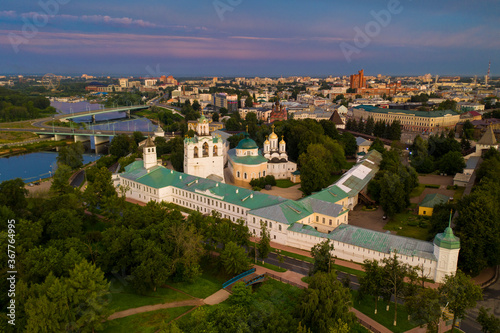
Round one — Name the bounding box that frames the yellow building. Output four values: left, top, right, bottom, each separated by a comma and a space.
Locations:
353, 106, 460, 133
418, 193, 450, 216
227, 132, 268, 186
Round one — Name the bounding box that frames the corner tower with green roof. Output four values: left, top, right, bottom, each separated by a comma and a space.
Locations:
433, 211, 460, 281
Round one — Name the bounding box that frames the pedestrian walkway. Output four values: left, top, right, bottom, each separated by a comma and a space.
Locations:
107, 286, 231, 321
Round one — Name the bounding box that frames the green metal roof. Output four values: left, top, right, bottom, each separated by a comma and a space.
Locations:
306, 185, 348, 204
433, 227, 460, 249
249, 198, 345, 225
236, 132, 259, 149
420, 193, 449, 208
228, 149, 268, 165
120, 165, 287, 210
355, 105, 459, 118
287, 223, 436, 260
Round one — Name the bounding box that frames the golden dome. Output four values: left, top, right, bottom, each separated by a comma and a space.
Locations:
264, 135, 270, 145
269, 132, 278, 140
280, 135, 285, 144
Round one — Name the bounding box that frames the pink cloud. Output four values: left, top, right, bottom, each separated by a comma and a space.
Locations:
0, 10, 17, 18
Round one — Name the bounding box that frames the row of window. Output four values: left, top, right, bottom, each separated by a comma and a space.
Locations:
172, 188, 247, 216
236, 170, 265, 180
122, 179, 157, 195
252, 217, 283, 232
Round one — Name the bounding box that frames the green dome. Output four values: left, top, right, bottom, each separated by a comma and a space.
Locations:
433, 227, 460, 249
236, 137, 258, 149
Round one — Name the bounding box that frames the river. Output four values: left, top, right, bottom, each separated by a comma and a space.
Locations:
0, 151, 99, 183
50, 100, 156, 132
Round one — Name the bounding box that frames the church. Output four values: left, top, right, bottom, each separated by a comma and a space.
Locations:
227, 125, 297, 186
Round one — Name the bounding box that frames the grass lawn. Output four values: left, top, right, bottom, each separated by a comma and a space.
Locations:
275, 179, 297, 188
384, 211, 431, 241
453, 186, 465, 201
0, 131, 38, 144
352, 291, 418, 333
108, 281, 191, 313
0, 120, 38, 129
100, 306, 194, 333
166, 261, 229, 299
410, 184, 425, 198
253, 260, 287, 272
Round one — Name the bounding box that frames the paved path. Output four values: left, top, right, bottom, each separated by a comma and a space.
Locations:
204, 289, 230, 305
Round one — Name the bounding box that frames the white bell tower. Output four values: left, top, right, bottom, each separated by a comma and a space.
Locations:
143, 136, 158, 170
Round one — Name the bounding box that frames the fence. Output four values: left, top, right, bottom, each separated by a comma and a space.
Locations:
264, 272, 306, 289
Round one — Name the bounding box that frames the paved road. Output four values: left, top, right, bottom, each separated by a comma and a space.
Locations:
71, 170, 86, 188
263, 252, 360, 289
461, 273, 500, 333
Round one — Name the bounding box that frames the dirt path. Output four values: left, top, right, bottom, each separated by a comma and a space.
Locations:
107, 287, 230, 321
260, 184, 303, 200
107, 299, 204, 320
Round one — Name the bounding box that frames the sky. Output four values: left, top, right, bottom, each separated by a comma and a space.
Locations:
0, 0, 498, 77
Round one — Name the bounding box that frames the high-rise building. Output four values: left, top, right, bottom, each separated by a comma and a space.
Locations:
350, 69, 366, 90
213, 93, 238, 112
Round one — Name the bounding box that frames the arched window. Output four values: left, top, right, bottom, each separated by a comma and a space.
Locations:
244, 172, 247, 179
203, 142, 209, 157
194, 146, 199, 158
213, 145, 218, 156
237, 171, 240, 178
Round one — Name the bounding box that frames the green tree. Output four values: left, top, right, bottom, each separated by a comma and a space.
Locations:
83, 167, 116, 211
50, 163, 74, 195
297, 271, 356, 332
389, 120, 402, 141
341, 133, 358, 157
258, 221, 272, 261
369, 137, 386, 154
381, 252, 410, 326
379, 172, 407, 217
229, 281, 252, 305
299, 144, 332, 195
245, 96, 254, 107
437, 100, 457, 111
66, 260, 111, 332
46, 209, 83, 239
0, 178, 27, 212
405, 287, 442, 333
212, 112, 219, 122
439, 270, 483, 332
359, 259, 384, 314
364, 116, 375, 135
310, 239, 335, 275
437, 151, 465, 175
132, 131, 145, 145
57, 142, 84, 169
220, 241, 250, 275
110, 134, 137, 158
477, 307, 500, 333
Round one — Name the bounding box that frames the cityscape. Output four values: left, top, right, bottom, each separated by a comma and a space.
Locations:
1, 1, 499, 333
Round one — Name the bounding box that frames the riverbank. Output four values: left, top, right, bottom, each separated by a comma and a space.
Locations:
0, 139, 73, 157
